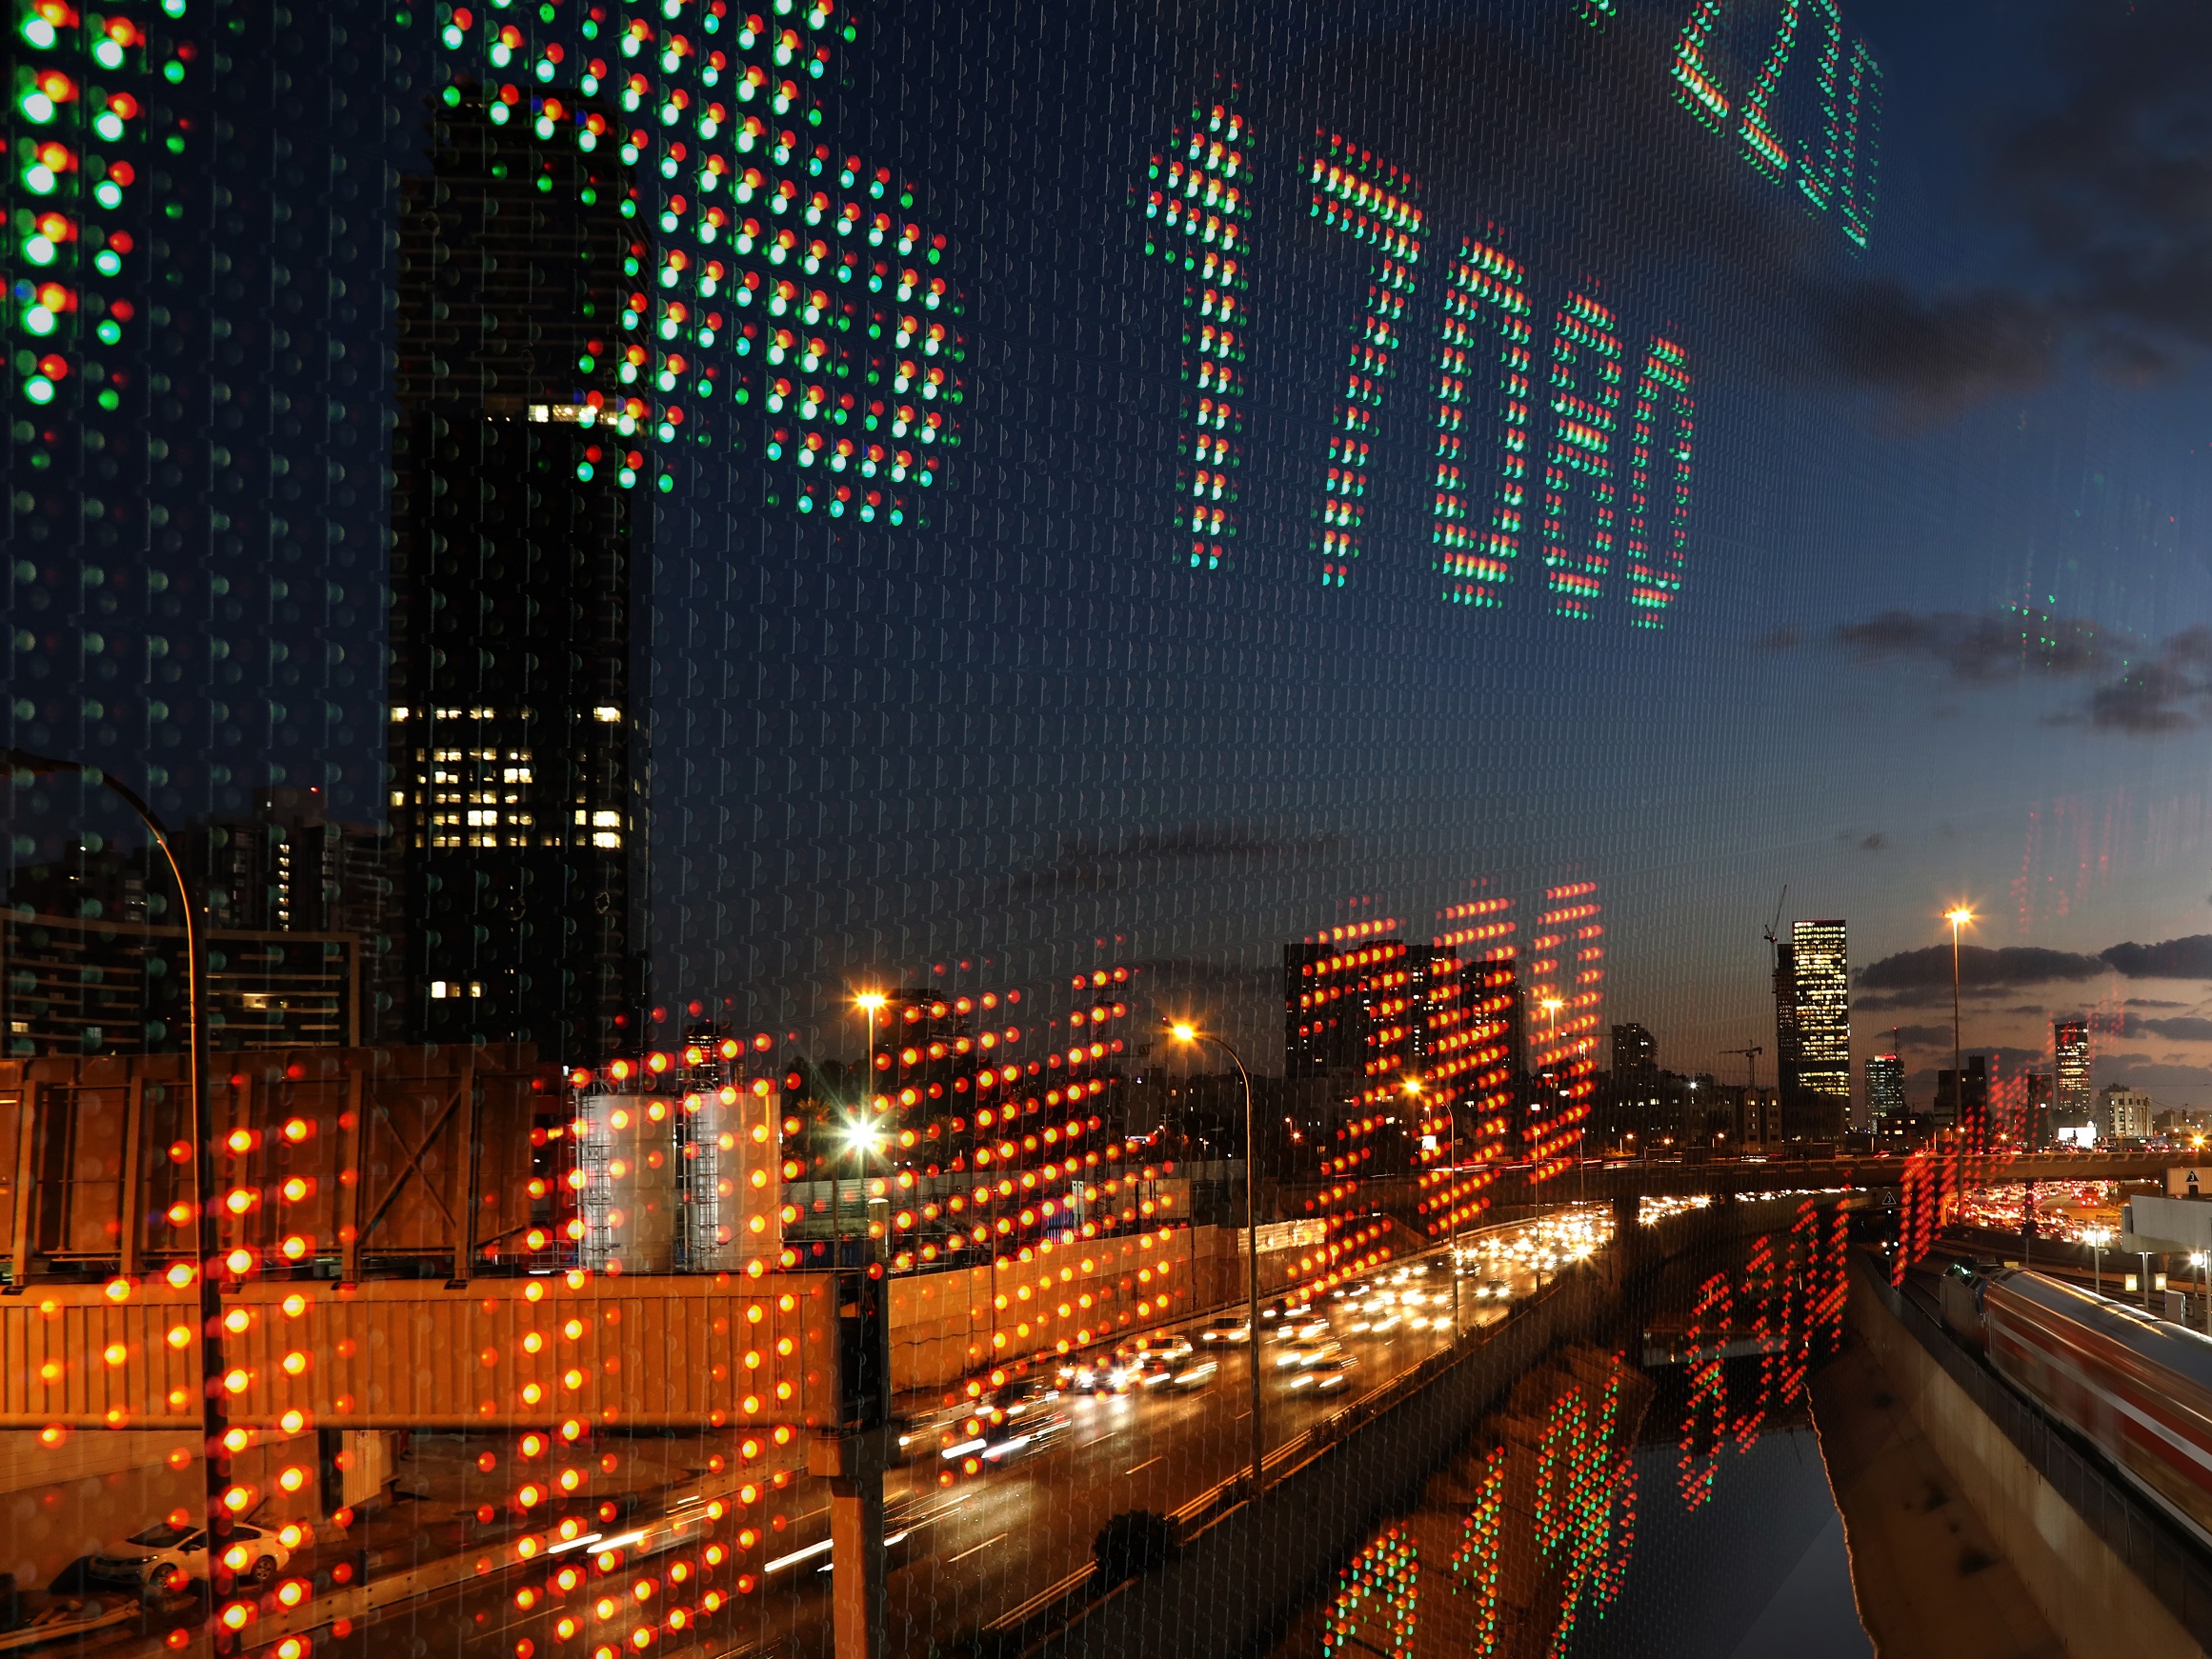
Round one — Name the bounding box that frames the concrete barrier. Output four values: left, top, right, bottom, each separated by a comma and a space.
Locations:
1016, 1195, 1794, 1659
1846, 1257, 2212, 1658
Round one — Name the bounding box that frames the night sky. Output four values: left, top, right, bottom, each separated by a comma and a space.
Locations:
12, 0, 2212, 1102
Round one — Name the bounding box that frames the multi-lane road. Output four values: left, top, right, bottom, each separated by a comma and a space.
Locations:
72, 1213, 1607, 1659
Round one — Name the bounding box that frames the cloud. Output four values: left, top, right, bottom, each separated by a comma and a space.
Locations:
2126, 997, 2190, 1009
1790, 2, 2212, 412
1815, 283, 2057, 412
2101, 934, 2212, 978
1831, 610, 2111, 683
2122, 1013, 2212, 1041
1858, 943, 2107, 992
1858, 833, 1888, 852
2085, 628, 2212, 733
1757, 624, 1803, 652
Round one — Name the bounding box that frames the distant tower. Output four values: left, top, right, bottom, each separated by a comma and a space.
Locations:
1610, 1022, 1657, 1078
2053, 1019, 2091, 1131
1777, 919, 1850, 1140
1865, 1051, 1905, 1136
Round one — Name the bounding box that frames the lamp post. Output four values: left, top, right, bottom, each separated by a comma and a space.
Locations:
2086, 1226, 2108, 1297
1945, 908, 1974, 1143
1167, 1020, 1263, 1502
4, 749, 234, 1638
1404, 1076, 1460, 1334
847, 991, 886, 1269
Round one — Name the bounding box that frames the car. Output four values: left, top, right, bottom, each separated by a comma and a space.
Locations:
1289, 1353, 1357, 1392
1273, 1333, 1344, 1372
978, 1407, 1071, 1463
1058, 1354, 1137, 1393
1118, 1332, 1196, 1368
1165, 1354, 1219, 1390
1196, 1319, 1252, 1345
90, 1521, 289, 1591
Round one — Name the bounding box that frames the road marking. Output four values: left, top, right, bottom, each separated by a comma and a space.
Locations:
1124, 1457, 1160, 1475
945, 1532, 1008, 1565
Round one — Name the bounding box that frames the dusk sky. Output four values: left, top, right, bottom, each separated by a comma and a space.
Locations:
12, 0, 2212, 1103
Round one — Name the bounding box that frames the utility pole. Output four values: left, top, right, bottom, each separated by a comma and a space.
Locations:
1721, 1046, 1762, 1148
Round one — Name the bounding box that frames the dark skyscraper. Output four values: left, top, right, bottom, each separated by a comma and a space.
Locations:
1610, 1022, 1657, 1078
385, 90, 646, 1063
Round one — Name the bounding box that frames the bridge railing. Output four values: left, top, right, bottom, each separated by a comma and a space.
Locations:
1863, 1253, 2212, 1644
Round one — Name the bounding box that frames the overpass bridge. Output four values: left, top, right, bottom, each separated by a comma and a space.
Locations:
1288, 1149, 2180, 1226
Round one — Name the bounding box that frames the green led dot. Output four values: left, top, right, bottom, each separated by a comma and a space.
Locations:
656, 471, 673, 491
96, 320, 122, 345
96, 389, 119, 410
575, 462, 594, 481
163, 58, 185, 82
442, 84, 462, 107
166, 133, 186, 152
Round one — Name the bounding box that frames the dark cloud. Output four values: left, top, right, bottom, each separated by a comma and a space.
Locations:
2101, 934, 2212, 978
2122, 1013, 2212, 1042
1815, 283, 2056, 412
1757, 624, 1803, 652
1831, 610, 2111, 683
1881, 1024, 1955, 1049
1813, 2, 2212, 409
1858, 833, 1888, 852
2126, 997, 2190, 1009
2086, 628, 2212, 733
1818, 607, 2212, 738
1858, 943, 2106, 992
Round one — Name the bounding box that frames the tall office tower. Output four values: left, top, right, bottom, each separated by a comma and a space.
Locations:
1610, 1023, 1657, 1078
1935, 1055, 1989, 1145
385, 90, 646, 1064
1284, 938, 1418, 1093
188, 786, 402, 1038
1776, 919, 1850, 1140
1865, 1051, 1906, 1136
2053, 1019, 2092, 1131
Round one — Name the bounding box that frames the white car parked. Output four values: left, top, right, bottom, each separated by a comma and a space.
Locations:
89, 1521, 289, 1591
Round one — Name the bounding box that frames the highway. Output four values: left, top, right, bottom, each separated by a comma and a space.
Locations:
78, 1213, 1606, 1659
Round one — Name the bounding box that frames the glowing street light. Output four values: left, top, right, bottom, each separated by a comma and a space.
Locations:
1166, 1019, 1263, 1502
1405, 1075, 1465, 1332
1945, 908, 1974, 1141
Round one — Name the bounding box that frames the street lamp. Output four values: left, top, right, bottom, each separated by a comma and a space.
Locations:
1404, 1076, 1461, 1333
2085, 1226, 2109, 1297
4, 748, 234, 1634
1945, 908, 1973, 1141
845, 991, 888, 1269
1166, 1020, 1263, 1503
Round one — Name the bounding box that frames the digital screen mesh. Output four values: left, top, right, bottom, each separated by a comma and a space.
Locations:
10, 0, 2212, 1654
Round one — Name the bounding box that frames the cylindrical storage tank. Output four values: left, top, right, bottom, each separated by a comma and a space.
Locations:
687, 1079, 785, 1271
573, 1091, 684, 1273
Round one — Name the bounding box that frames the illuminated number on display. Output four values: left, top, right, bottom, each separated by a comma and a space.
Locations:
1538, 295, 1622, 618
1622, 336, 1694, 626
1143, 95, 1252, 571
1679, 1270, 1731, 1509
1304, 134, 1424, 589
1832, 38, 1883, 249
1433, 242, 1533, 608
429, 0, 963, 521
1672, 0, 1881, 246
1319, 1525, 1419, 1658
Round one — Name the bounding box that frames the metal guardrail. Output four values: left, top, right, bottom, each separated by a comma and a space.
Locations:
1866, 1256, 2212, 1644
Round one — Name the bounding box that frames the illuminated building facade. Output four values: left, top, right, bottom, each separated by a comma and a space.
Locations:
1776, 918, 1849, 1141
1865, 1051, 1906, 1136
2054, 1018, 2091, 1131
385, 92, 645, 1062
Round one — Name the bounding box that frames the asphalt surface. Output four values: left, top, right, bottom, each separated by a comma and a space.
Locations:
68, 1229, 1586, 1659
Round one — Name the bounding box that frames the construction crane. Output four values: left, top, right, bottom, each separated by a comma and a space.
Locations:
1721, 1045, 1763, 1147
